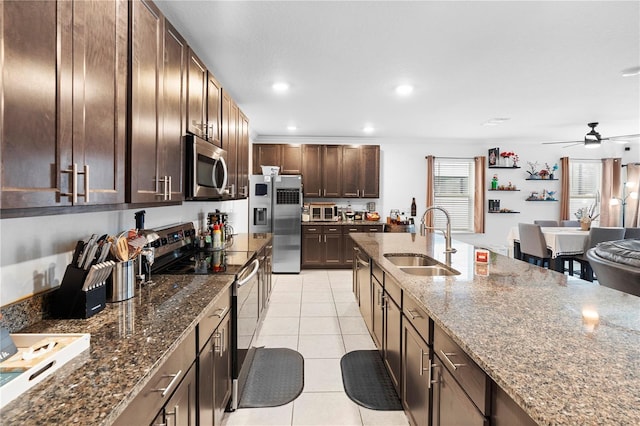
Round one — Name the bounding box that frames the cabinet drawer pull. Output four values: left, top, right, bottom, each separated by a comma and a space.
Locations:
406, 308, 423, 320
349, 228, 358, 231
210, 306, 228, 318
308, 228, 317, 231
440, 350, 466, 371
152, 370, 182, 397
328, 228, 337, 231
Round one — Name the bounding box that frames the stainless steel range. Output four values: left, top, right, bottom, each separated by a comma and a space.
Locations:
149, 222, 266, 413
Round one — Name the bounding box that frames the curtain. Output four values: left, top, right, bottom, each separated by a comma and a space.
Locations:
625, 163, 640, 227
600, 158, 622, 226
474, 156, 486, 233
559, 157, 570, 220
425, 156, 435, 228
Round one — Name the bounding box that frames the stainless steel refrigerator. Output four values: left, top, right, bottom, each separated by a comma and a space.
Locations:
249, 175, 302, 273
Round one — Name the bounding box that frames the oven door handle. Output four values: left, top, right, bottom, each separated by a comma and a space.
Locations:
237, 259, 260, 287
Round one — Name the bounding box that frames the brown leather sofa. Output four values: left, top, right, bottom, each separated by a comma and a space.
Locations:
586, 239, 640, 297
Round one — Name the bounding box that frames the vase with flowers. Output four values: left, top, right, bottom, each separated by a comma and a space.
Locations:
545, 162, 558, 179
574, 201, 600, 231
500, 151, 517, 167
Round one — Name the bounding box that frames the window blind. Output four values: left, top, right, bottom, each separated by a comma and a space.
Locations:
569, 160, 602, 222
433, 159, 475, 232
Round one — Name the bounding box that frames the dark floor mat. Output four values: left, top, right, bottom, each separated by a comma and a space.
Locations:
238, 347, 304, 408
340, 350, 403, 411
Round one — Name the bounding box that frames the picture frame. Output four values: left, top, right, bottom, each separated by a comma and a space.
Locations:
488, 148, 499, 167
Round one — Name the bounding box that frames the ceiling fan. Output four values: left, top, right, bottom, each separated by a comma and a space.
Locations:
542, 122, 640, 148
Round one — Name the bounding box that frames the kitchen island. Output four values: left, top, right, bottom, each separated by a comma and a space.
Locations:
0, 234, 271, 425
351, 232, 640, 425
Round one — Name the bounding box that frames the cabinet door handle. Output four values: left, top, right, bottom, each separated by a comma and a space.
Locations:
318, 235, 321, 243
406, 308, 423, 320
168, 175, 172, 200
439, 350, 466, 371
323, 189, 326, 197
430, 363, 440, 388
324, 235, 327, 243
60, 163, 78, 203
81, 165, 89, 202
165, 403, 179, 426
152, 370, 182, 397
220, 328, 225, 356
357, 189, 360, 197
318, 189, 321, 196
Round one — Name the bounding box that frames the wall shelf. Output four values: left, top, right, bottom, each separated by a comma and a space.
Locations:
488, 189, 520, 191
489, 166, 521, 169
488, 211, 520, 214
525, 178, 558, 181
526, 199, 558, 202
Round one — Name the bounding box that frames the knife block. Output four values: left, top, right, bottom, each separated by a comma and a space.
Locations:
50, 264, 107, 319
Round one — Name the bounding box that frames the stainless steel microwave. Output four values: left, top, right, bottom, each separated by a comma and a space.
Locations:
185, 134, 229, 200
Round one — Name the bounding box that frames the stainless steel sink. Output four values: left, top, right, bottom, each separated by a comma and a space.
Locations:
383, 253, 440, 267
384, 253, 460, 276
399, 266, 460, 276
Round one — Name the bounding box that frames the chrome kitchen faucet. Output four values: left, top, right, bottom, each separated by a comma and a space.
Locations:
420, 206, 457, 255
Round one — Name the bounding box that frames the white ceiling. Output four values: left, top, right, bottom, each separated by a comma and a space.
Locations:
156, 1, 640, 146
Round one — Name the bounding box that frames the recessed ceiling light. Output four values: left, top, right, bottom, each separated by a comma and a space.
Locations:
395, 84, 414, 96
287, 125, 297, 131
272, 82, 290, 92
621, 66, 640, 77
363, 125, 375, 134
482, 117, 510, 126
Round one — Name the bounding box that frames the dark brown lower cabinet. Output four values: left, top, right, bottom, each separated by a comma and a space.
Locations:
153, 364, 197, 426
491, 385, 537, 426
432, 355, 488, 426
402, 320, 431, 426
301, 225, 342, 267
383, 290, 402, 393
199, 313, 231, 426
303, 224, 384, 269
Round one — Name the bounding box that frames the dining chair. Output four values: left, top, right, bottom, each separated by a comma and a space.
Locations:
518, 223, 552, 267
624, 227, 640, 239
534, 220, 558, 227
561, 220, 580, 227
573, 227, 626, 281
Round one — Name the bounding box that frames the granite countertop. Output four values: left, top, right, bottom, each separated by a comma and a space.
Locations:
302, 220, 385, 226
0, 234, 271, 425
350, 232, 640, 425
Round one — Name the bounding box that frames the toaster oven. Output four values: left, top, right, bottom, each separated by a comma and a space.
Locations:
309, 203, 337, 221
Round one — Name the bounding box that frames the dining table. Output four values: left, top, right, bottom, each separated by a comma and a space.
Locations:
507, 226, 590, 272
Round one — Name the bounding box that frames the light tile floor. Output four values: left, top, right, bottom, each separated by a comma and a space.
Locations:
222, 269, 409, 426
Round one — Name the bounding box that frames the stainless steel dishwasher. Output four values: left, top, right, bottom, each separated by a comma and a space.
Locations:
353, 246, 373, 334
231, 255, 262, 410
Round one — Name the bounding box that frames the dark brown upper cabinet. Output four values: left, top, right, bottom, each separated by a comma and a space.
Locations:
1, 0, 127, 209
237, 111, 250, 198
222, 89, 239, 197
342, 145, 380, 198
207, 72, 222, 146
129, 0, 185, 203
186, 49, 207, 140
251, 144, 302, 175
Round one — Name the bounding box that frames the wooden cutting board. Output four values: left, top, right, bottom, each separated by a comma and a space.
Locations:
0, 336, 76, 372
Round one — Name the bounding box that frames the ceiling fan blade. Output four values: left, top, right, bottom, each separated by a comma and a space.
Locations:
541, 140, 584, 145
562, 142, 586, 148
605, 134, 640, 141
